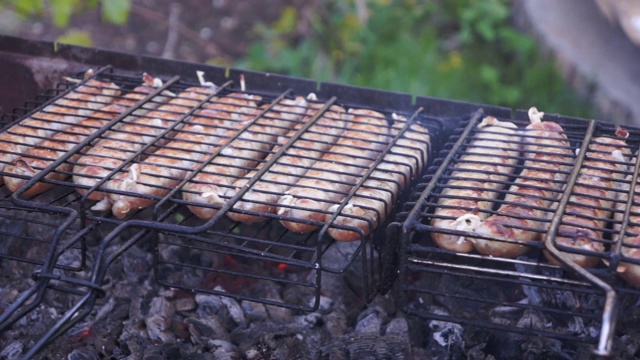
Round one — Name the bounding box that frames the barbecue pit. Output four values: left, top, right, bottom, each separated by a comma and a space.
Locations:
1, 35, 639, 359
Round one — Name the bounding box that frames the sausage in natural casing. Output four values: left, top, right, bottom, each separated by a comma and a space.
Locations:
0, 70, 120, 185
103, 93, 260, 219
544, 135, 630, 267
3, 74, 167, 197
613, 173, 640, 286
326, 115, 430, 241
430, 116, 521, 253
225, 98, 348, 223
471, 108, 574, 257
72, 86, 218, 204
276, 108, 390, 233
183, 96, 308, 220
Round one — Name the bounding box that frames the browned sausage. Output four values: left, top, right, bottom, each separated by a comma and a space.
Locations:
430, 116, 521, 253
276, 108, 390, 233
612, 173, 640, 286
183, 96, 308, 220
104, 93, 260, 219
3, 74, 169, 197
326, 115, 430, 241
72, 86, 218, 204
0, 70, 120, 185
544, 136, 630, 267
471, 108, 574, 257
225, 98, 348, 223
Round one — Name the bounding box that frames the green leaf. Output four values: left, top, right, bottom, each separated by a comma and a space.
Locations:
101, 0, 131, 25
55, 29, 93, 47
9, 0, 44, 17
50, 0, 78, 27
274, 6, 297, 33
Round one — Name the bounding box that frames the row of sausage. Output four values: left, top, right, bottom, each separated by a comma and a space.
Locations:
0, 71, 431, 242
429, 108, 640, 287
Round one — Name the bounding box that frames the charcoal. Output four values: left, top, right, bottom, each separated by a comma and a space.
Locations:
195, 293, 224, 317
219, 292, 246, 327
293, 312, 323, 328
149, 296, 175, 319
143, 343, 183, 360
209, 339, 239, 359
427, 319, 466, 359
264, 302, 292, 324
324, 308, 348, 339
241, 300, 269, 321
175, 296, 197, 312
385, 317, 409, 337
355, 306, 386, 334
67, 347, 100, 360
145, 314, 175, 343
0, 341, 23, 360
241, 326, 313, 360
184, 315, 231, 344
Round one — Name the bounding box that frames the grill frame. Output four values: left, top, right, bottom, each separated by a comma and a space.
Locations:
0, 34, 527, 358
0, 67, 444, 301
0, 38, 468, 357
395, 109, 640, 356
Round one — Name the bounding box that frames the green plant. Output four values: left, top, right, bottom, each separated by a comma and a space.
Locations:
237, 0, 593, 118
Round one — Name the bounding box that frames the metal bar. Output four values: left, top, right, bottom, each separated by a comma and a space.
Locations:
206, 96, 339, 220
407, 256, 599, 288
0, 279, 48, 332
400, 110, 484, 234
78, 79, 232, 208
543, 120, 618, 357
317, 108, 425, 244
0, 66, 114, 133
19, 291, 99, 360
609, 149, 640, 271
152, 89, 296, 221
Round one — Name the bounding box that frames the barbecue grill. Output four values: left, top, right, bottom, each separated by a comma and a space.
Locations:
1, 34, 638, 358
394, 109, 640, 357
0, 35, 482, 358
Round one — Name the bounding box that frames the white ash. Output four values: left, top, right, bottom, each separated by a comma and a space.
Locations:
0, 341, 23, 360
355, 306, 386, 334
174, 296, 196, 312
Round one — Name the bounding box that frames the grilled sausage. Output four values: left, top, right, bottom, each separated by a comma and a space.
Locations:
183, 96, 309, 220
104, 93, 259, 219
612, 173, 640, 286
544, 135, 630, 267
326, 115, 430, 242
4, 74, 169, 197
225, 98, 348, 223
72, 86, 218, 204
430, 116, 521, 253
277, 108, 391, 233
471, 108, 574, 257
616, 235, 640, 287
0, 70, 120, 185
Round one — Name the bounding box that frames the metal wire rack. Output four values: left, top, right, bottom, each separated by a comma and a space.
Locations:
0, 65, 445, 357
395, 109, 640, 356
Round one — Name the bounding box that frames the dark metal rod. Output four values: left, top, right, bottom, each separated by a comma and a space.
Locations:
152, 88, 296, 219
543, 120, 618, 357
317, 108, 425, 244
78, 79, 234, 208
609, 149, 640, 270
0, 66, 114, 133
